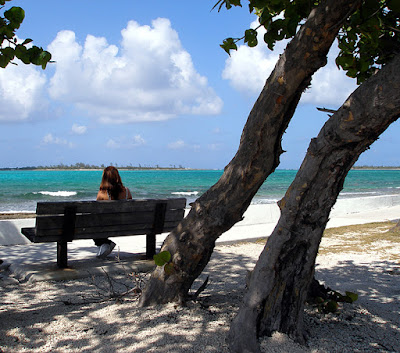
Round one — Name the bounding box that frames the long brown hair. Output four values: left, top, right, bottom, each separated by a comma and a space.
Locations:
99, 166, 124, 200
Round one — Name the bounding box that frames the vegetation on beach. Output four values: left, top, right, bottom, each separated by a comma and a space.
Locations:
320, 221, 400, 260
0, 162, 187, 171
352, 166, 400, 170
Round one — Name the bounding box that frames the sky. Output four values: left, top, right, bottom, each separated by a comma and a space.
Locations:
1, 0, 399, 170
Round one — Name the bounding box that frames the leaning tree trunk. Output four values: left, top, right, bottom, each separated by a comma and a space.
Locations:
228, 53, 400, 353
139, 0, 362, 306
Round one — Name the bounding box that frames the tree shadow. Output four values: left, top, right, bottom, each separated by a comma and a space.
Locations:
0, 243, 262, 353
305, 259, 400, 352
3, 242, 398, 352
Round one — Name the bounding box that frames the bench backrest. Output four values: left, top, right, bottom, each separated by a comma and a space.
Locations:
33, 198, 186, 243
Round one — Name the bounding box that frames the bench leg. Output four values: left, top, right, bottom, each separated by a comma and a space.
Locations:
57, 241, 68, 268
146, 233, 156, 259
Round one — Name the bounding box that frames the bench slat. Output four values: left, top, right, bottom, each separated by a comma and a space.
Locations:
23, 223, 180, 243
35, 198, 186, 215
33, 220, 182, 237
35, 209, 184, 235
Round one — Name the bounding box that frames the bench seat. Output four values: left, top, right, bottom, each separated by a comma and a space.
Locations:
21, 198, 186, 268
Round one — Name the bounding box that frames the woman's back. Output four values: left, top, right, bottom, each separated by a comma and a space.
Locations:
96, 186, 132, 201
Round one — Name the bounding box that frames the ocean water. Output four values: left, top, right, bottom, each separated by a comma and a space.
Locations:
1, 169, 400, 213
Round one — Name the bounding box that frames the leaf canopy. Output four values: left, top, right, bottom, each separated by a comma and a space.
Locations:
0, 1, 52, 69
217, 0, 400, 83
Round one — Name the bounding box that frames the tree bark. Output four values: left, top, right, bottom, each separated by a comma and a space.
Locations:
228, 53, 400, 353
139, 0, 362, 307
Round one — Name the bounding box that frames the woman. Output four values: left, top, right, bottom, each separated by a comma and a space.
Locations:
95, 166, 133, 258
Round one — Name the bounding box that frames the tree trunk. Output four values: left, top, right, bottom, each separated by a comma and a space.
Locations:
139, 0, 362, 307
228, 53, 400, 353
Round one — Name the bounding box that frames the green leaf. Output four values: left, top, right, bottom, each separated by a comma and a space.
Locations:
1, 46, 15, 60
244, 29, 258, 47
325, 300, 339, 313
335, 54, 355, 70
229, 0, 242, 6
153, 250, 171, 267
22, 38, 33, 45
258, 8, 272, 27
0, 54, 11, 68
346, 68, 358, 78
164, 262, 176, 275
344, 291, 358, 303
4, 7, 25, 29
0, 24, 15, 39
263, 31, 276, 50
220, 37, 237, 55
286, 17, 299, 37
213, 0, 242, 11
15, 45, 30, 64
38, 51, 52, 69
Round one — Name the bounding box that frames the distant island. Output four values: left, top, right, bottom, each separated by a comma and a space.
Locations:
1, 163, 399, 171
352, 165, 400, 170
0, 162, 189, 171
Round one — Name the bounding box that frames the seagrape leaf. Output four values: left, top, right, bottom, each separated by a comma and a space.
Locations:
4, 7, 25, 29
0, 54, 11, 68
153, 250, 171, 267
164, 262, 176, 275
325, 300, 339, 313
15, 45, 30, 64
244, 29, 258, 47
220, 37, 238, 55
39, 51, 52, 69
2, 46, 14, 60
344, 291, 358, 303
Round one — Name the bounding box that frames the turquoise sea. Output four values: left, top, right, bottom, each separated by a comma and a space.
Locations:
1, 169, 400, 213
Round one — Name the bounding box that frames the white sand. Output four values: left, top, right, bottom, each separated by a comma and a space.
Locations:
0, 196, 400, 352
0, 219, 399, 352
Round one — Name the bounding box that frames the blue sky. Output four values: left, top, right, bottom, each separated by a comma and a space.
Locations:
1, 0, 399, 169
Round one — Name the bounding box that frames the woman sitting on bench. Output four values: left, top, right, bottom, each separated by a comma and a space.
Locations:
95, 166, 133, 258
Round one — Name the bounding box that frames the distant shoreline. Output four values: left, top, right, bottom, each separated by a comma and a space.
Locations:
1, 166, 400, 171
0, 168, 204, 172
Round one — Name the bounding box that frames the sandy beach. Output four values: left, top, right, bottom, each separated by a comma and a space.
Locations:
0, 201, 399, 352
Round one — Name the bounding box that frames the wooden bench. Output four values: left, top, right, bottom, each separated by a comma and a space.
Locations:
21, 198, 186, 268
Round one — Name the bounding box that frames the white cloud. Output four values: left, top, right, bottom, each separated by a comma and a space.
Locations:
222, 20, 357, 106
48, 19, 223, 123
0, 63, 48, 122
301, 47, 357, 105
71, 123, 87, 135
106, 134, 146, 149
106, 139, 120, 149
168, 140, 185, 149
208, 143, 222, 151
41, 133, 74, 148
132, 134, 146, 146
106, 139, 119, 149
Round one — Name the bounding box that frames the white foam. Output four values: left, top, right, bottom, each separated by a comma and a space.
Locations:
1, 210, 35, 214
340, 191, 378, 196
171, 191, 199, 196
34, 191, 77, 197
